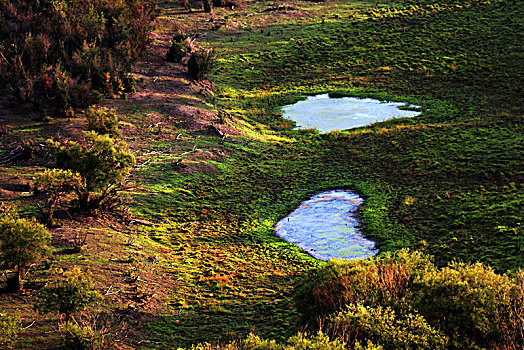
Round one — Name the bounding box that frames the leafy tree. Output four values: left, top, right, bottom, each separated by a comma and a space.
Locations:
48, 131, 135, 210
0, 313, 20, 348
36, 267, 100, 322
0, 208, 51, 290
35, 168, 83, 225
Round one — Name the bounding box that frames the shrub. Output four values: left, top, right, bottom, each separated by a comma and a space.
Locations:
60, 321, 102, 350
0, 0, 159, 113
327, 304, 447, 350
36, 267, 100, 321
167, 30, 193, 63
0, 210, 51, 291
35, 169, 83, 225
293, 249, 434, 325
85, 107, 121, 137
293, 251, 524, 349
0, 313, 20, 348
48, 131, 136, 211
203, 0, 213, 13
187, 49, 216, 80
415, 262, 523, 349
167, 38, 193, 63
59, 313, 122, 350
240, 331, 347, 350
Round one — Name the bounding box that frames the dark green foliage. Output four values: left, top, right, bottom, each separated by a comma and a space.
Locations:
85, 107, 121, 137
0, 207, 51, 291
60, 322, 102, 350
36, 267, 100, 321
0, 0, 159, 114
203, 0, 213, 13
293, 251, 524, 349
0, 314, 20, 347
188, 49, 216, 80
212, 0, 224, 8
35, 169, 83, 225
48, 131, 136, 210
167, 31, 192, 63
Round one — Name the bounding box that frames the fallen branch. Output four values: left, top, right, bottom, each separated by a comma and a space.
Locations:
209, 125, 226, 141
24, 320, 36, 329
0, 146, 26, 164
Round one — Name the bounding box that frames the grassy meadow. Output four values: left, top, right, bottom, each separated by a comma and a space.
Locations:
0, 0, 522, 348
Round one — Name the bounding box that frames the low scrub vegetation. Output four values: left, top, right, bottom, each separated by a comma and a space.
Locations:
0, 0, 159, 114
294, 250, 524, 349
0, 204, 51, 291
85, 107, 122, 137
48, 131, 135, 211
188, 48, 216, 80
36, 267, 100, 321
0, 313, 20, 348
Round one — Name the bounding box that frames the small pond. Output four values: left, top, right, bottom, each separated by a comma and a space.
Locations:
281, 94, 421, 133
274, 190, 378, 261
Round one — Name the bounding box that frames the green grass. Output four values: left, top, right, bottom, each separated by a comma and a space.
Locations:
126, 0, 523, 345
0, 0, 522, 347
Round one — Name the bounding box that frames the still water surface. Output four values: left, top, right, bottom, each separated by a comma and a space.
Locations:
274, 190, 378, 261
281, 94, 421, 133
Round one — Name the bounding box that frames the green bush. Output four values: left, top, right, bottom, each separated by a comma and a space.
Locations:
0, 313, 20, 348
293, 251, 524, 349
243, 332, 346, 350
327, 304, 447, 350
48, 131, 136, 210
167, 31, 193, 63
0, 209, 51, 291
415, 262, 524, 349
189, 332, 349, 350
293, 249, 434, 325
35, 169, 83, 225
187, 49, 216, 80
85, 107, 121, 137
36, 267, 100, 321
60, 321, 101, 350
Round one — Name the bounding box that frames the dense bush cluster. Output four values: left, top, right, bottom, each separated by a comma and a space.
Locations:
166, 30, 215, 80
294, 250, 524, 349
166, 31, 193, 63
47, 131, 136, 211
0, 313, 20, 348
0, 204, 51, 290
36, 267, 100, 321
0, 0, 159, 114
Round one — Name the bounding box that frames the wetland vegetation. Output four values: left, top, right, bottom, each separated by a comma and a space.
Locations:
0, 0, 522, 348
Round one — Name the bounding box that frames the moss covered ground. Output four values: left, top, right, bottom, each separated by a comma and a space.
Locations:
0, 0, 522, 348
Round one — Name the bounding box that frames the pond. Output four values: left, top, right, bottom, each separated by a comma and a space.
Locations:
281, 94, 421, 133
274, 190, 378, 261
